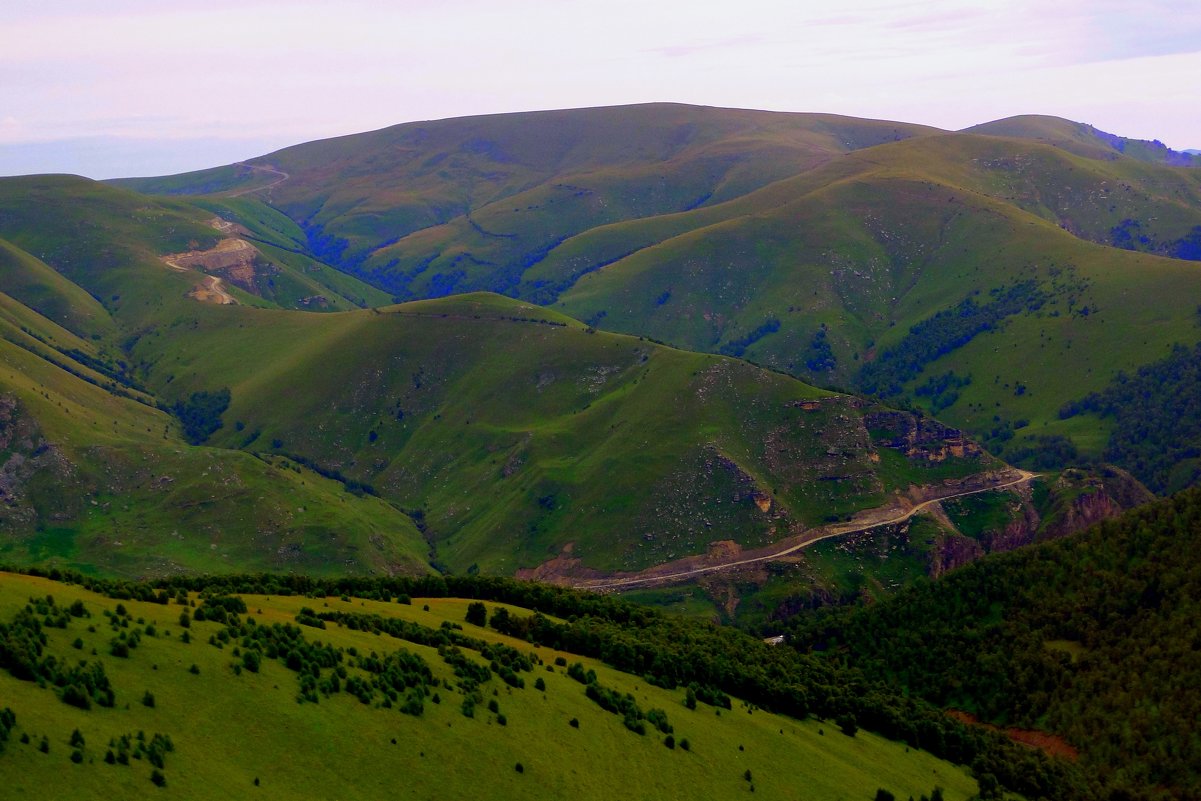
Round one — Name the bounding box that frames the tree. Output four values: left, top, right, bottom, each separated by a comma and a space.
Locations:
465, 602, 487, 627
489, 607, 511, 631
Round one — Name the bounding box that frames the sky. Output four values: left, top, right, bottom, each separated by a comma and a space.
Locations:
2, 0, 1199, 178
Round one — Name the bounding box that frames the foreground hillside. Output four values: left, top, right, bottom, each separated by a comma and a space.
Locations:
1, 569, 1084, 800
788, 486, 1201, 800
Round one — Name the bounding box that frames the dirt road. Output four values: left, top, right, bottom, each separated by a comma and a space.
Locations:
189, 275, 237, 305
573, 469, 1038, 591
229, 164, 290, 198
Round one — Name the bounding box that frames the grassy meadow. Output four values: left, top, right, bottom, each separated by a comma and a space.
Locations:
0, 571, 979, 801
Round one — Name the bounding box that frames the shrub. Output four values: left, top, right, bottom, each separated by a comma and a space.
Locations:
61, 684, 91, 710
465, 602, 487, 627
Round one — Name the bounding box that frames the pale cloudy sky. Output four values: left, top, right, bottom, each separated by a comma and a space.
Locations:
2, 0, 1199, 178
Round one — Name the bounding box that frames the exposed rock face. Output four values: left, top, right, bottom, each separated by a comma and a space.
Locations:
1040, 466, 1151, 540
930, 533, 985, 577
864, 410, 982, 462
931, 466, 1152, 575
0, 395, 76, 531
161, 238, 278, 297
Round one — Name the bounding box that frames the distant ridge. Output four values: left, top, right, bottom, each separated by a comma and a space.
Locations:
965, 114, 1201, 167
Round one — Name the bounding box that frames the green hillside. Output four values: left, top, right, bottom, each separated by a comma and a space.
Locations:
104, 105, 1201, 490
1, 568, 1078, 800
549, 134, 1201, 477
786, 485, 1201, 800
112, 104, 941, 298
965, 115, 1201, 168
125, 291, 995, 576
0, 175, 999, 581
0, 329, 429, 577
0, 176, 390, 319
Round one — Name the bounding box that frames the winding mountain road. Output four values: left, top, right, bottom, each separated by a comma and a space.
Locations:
229, 164, 290, 198
574, 469, 1038, 591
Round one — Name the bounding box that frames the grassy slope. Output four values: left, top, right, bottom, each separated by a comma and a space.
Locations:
0, 176, 228, 341
0, 327, 430, 577
112, 104, 942, 296
127, 292, 992, 574
965, 114, 1201, 167
101, 107, 1201, 471
0, 239, 118, 341
0, 571, 979, 801
191, 196, 395, 310
0, 175, 991, 580
553, 135, 1201, 461
0, 176, 388, 318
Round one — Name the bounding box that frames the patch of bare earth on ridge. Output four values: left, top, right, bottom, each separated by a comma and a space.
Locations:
160, 218, 258, 305
946, 710, 1079, 761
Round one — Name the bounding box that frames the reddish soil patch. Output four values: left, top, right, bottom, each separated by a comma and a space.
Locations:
947, 710, 1079, 761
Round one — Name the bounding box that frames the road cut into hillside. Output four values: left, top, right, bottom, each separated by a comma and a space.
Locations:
550, 468, 1037, 591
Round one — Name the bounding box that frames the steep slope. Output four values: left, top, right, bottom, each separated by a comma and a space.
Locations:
0, 323, 429, 577
787, 485, 1201, 800
0, 239, 118, 341
0, 570, 996, 801
549, 133, 1201, 473
0, 176, 391, 318
0, 175, 997, 580
125, 292, 996, 576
